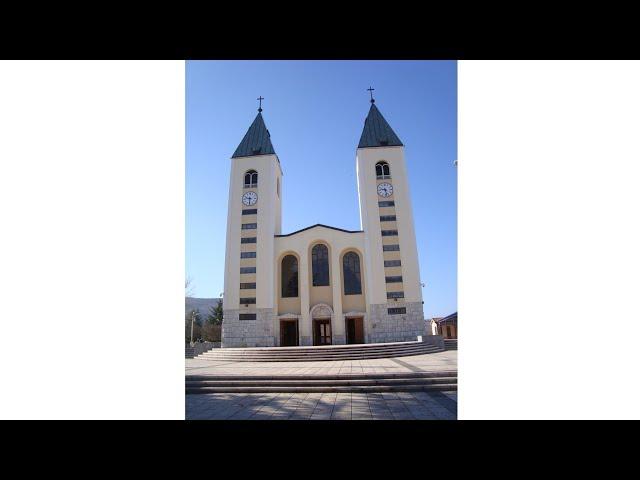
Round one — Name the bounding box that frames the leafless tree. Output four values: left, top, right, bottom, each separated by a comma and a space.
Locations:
185, 276, 195, 297
202, 324, 222, 342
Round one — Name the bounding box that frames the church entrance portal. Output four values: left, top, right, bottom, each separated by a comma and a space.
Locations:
346, 317, 364, 344
280, 319, 299, 347
313, 318, 332, 346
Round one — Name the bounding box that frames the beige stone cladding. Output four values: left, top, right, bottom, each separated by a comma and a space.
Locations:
222, 308, 276, 347
367, 302, 426, 343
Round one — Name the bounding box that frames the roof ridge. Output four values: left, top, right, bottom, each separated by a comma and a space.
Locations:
275, 223, 363, 237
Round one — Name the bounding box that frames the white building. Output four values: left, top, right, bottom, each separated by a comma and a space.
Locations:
221, 97, 427, 347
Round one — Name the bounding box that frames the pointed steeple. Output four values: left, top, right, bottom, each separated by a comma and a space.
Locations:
232, 112, 276, 158
358, 103, 403, 148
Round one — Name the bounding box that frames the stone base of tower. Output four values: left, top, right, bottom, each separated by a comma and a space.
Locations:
221, 309, 275, 348
367, 302, 427, 344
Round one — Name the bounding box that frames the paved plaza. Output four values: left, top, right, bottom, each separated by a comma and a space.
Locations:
185, 350, 457, 420
186, 390, 456, 420
185, 349, 457, 376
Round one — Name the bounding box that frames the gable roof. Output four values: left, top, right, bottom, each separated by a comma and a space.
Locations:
232, 112, 276, 158
358, 103, 403, 148
435, 312, 457, 325
275, 224, 363, 238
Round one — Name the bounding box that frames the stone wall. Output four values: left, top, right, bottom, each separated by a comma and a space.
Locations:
420, 334, 444, 349
222, 308, 276, 347
367, 302, 426, 343
221, 303, 427, 347
185, 341, 218, 358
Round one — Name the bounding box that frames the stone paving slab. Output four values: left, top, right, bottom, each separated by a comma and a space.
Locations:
186, 390, 456, 420
185, 351, 456, 420
186, 351, 457, 377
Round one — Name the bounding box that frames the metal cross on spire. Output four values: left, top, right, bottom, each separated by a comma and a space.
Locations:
367, 86, 375, 104
257, 96, 264, 112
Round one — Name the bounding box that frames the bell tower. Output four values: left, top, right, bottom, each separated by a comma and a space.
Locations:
222, 99, 282, 347
356, 91, 426, 342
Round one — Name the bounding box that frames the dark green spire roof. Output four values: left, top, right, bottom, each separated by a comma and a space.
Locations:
358, 103, 403, 148
232, 112, 276, 158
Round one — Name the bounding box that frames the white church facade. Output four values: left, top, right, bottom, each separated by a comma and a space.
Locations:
221, 96, 427, 347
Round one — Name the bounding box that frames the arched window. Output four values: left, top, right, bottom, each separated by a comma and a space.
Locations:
375, 161, 391, 179
244, 170, 258, 188
343, 252, 362, 295
311, 244, 330, 286
281, 255, 299, 298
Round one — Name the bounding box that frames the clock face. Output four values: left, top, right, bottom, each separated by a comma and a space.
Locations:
242, 191, 258, 206
377, 182, 393, 197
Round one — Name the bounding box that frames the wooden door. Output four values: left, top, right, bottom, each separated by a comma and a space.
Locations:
353, 317, 364, 343
346, 317, 364, 344
280, 320, 298, 346
313, 319, 332, 345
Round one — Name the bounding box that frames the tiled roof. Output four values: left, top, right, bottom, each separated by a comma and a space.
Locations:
358, 103, 403, 148
435, 312, 457, 324
232, 112, 276, 158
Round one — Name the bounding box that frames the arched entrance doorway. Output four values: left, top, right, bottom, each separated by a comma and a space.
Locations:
310, 304, 333, 346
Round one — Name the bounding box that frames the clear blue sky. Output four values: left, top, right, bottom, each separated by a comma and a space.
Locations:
186, 60, 457, 318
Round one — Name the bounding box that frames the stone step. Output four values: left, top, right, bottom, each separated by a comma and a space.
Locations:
200, 348, 441, 360
185, 343, 217, 359
196, 340, 446, 362
186, 371, 457, 382
202, 350, 444, 362
208, 343, 437, 353
201, 344, 441, 357
204, 347, 443, 358
186, 384, 457, 394
197, 351, 443, 362
186, 377, 456, 387
186, 370, 457, 393
216, 340, 425, 352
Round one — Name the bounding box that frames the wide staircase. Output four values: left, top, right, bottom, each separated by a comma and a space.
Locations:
444, 339, 457, 351
185, 343, 217, 359
186, 370, 457, 394
193, 340, 444, 362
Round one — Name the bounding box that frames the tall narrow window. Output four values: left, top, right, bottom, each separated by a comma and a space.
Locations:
311, 244, 330, 286
281, 255, 299, 298
244, 170, 258, 188
375, 161, 391, 179
343, 252, 362, 295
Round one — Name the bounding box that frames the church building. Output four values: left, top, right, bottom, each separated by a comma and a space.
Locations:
221, 94, 427, 347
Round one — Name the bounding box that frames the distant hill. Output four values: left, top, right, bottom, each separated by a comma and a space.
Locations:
185, 297, 221, 318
